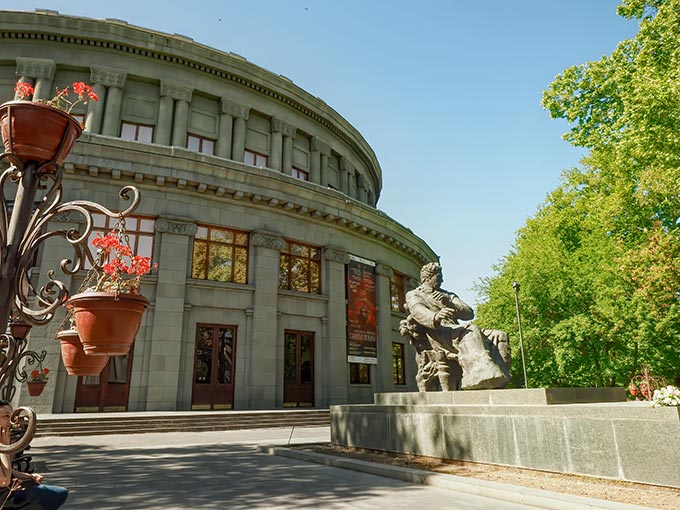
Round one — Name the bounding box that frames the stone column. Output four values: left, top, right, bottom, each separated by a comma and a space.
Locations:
217, 97, 242, 159
272, 118, 296, 175
91, 67, 127, 137
158, 82, 193, 147
282, 136, 294, 175
323, 246, 351, 405
145, 218, 197, 411
155, 84, 176, 145
15, 58, 55, 101
310, 150, 321, 184
356, 173, 368, 204
230, 105, 250, 162
249, 231, 286, 408
85, 81, 107, 134
311, 137, 330, 186
269, 118, 284, 171
375, 263, 394, 392
339, 157, 351, 194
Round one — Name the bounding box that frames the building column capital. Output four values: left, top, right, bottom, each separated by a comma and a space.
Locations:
15, 57, 55, 80
160, 80, 193, 102
90, 66, 127, 88
252, 231, 286, 251
271, 117, 296, 138
221, 97, 250, 119
375, 263, 394, 279
311, 137, 331, 156
324, 246, 350, 265
155, 217, 198, 236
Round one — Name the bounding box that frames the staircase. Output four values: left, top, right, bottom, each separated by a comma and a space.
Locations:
34, 409, 330, 437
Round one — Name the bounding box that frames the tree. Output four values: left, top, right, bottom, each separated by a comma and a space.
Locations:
476, 0, 680, 388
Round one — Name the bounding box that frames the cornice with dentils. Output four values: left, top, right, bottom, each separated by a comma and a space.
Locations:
0, 9, 383, 197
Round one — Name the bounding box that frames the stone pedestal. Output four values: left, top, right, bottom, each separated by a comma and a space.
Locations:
331, 388, 680, 488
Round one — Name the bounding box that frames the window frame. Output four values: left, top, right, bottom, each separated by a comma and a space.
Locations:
390, 272, 406, 313
120, 121, 154, 143
191, 225, 249, 284
85, 214, 156, 270
392, 342, 406, 385
278, 240, 321, 294
349, 363, 371, 384
292, 167, 309, 181
187, 133, 216, 155
244, 149, 269, 168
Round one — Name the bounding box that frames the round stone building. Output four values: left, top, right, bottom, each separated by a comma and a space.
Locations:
0, 10, 436, 413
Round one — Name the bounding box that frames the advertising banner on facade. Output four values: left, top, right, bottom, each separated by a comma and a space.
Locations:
346, 254, 378, 364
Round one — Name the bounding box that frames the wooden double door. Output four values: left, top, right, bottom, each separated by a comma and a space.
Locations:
75, 354, 133, 412
283, 330, 314, 407
191, 324, 237, 410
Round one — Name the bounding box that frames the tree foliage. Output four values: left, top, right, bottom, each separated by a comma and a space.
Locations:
476, 0, 680, 388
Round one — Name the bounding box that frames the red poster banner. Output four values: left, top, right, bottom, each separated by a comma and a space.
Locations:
346, 255, 377, 364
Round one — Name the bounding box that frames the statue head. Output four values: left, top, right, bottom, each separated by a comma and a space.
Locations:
420, 262, 443, 288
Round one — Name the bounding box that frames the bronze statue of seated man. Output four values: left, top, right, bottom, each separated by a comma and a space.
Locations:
400, 262, 511, 391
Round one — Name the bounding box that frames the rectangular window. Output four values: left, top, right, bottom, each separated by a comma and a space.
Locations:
187, 134, 215, 155
120, 122, 154, 143
292, 167, 309, 181
279, 240, 321, 293
244, 149, 268, 168
392, 343, 406, 385
390, 272, 406, 313
349, 363, 370, 384
86, 214, 156, 269
191, 225, 249, 284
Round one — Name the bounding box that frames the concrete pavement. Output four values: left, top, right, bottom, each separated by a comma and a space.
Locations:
28, 427, 649, 510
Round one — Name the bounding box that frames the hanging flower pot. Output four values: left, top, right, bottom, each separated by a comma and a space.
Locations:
26, 381, 46, 397
0, 101, 82, 168
68, 292, 149, 356
57, 329, 109, 376
9, 320, 32, 339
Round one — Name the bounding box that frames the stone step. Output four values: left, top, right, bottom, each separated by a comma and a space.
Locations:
35, 410, 330, 437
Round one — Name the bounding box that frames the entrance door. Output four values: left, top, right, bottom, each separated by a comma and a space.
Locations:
191, 324, 237, 410
74, 354, 133, 412
283, 330, 314, 407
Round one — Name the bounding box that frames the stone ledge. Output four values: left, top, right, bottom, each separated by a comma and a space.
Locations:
374, 388, 626, 406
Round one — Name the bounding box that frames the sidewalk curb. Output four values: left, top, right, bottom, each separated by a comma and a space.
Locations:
258, 446, 654, 510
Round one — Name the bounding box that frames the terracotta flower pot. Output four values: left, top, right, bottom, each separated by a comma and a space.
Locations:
57, 329, 109, 376
9, 321, 32, 339
68, 292, 149, 355
0, 101, 82, 169
26, 381, 46, 397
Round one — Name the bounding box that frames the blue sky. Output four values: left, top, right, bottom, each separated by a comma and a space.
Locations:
2, 1, 640, 305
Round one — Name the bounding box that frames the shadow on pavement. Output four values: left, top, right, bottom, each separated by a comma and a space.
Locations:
36, 443, 432, 509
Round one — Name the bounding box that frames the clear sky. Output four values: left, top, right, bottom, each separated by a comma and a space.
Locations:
1, 0, 640, 305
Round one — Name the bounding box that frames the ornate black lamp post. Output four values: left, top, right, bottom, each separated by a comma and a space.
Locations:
0, 100, 141, 455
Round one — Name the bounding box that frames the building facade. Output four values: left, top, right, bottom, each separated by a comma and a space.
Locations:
0, 10, 437, 413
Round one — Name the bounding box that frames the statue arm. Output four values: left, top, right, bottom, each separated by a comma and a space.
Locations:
405, 292, 438, 329
450, 295, 474, 321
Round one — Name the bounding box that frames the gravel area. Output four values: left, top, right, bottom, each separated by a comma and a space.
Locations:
300, 444, 679, 510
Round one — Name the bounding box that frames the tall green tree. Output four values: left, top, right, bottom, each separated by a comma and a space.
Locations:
476, 0, 680, 388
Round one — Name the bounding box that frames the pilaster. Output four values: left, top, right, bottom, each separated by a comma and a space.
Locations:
375, 262, 394, 392
145, 217, 197, 411
15, 58, 56, 101
249, 231, 285, 408
323, 246, 350, 405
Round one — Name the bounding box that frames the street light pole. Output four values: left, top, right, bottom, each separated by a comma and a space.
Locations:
512, 281, 528, 389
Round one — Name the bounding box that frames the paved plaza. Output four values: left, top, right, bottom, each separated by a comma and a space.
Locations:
30, 427, 547, 510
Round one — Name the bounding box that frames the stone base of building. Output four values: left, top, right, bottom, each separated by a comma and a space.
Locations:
330, 388, 680, 488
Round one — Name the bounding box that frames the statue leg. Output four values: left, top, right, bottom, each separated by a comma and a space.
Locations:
457, 325, 511, 390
